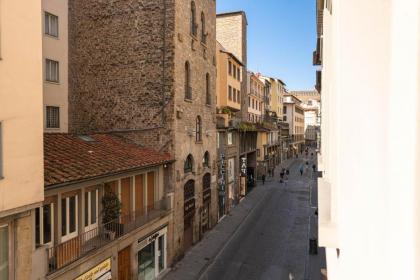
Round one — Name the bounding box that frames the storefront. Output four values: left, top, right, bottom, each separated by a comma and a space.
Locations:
136, 227, 167, 280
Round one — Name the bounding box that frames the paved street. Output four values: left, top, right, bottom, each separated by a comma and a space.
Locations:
164, 155, 325, 280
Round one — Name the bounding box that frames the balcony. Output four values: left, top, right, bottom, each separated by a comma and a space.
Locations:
46, 197, 171, 274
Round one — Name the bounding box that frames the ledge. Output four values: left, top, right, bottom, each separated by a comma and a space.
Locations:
318, 177, 339, 248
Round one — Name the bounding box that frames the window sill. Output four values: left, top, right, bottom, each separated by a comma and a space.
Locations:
184, 98, 193, 103
44, 33, 59, 40
196, 141, 203, 144
200, 41, 207, 48
45, 127, 61, 131
190, 34, 198, 41
45, 80, 60, 85
205, 104, 212, 108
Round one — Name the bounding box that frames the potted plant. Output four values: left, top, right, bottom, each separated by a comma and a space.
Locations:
101, 188, 122, 240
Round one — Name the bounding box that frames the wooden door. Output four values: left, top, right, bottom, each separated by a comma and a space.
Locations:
135, 174, 144, 215
118, 246, 131, 280
147, 172, 155, 211
183, 216, 193, 252
121, 177, 131, 223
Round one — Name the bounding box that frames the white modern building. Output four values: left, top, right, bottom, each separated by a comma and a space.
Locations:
315, 0, 420, 279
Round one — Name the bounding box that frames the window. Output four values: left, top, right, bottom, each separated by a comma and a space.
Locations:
45, 12, 58, 37
184, 154, 194, 173
61, 195, 78, 242
45, 106, 60, 129
185, 62, 191, 100
248, 97, 250, 106
203, 151, 210, 168
46, 106, 60, 128
227, 158, 235, 182
46, 59, 59, 82
237, 68, 240, 81
228, 61, 232, 75
205, 73, 211, 105
233, 65, 236, 79
237, 90, 240, 103
283, 106, 287, 114
233, 88, 236, 102
190, 2, 197, 36
84, 189, 98, 231
35, 204, 54, 247
252, 99, 254, 109
201, 12, 206, 43
196, 116, 202, 142
0, 225, 9, 280
227, 132, 233, 145
228, 86, 232, 101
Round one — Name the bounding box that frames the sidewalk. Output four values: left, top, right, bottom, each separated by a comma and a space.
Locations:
163, 180, 269, 280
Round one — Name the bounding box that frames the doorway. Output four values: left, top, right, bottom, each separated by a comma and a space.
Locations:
118, 246, 131, 280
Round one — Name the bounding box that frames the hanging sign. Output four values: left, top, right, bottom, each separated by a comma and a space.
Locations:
240, 157, 247, 176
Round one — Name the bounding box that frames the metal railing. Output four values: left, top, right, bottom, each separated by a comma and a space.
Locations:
47, 198, 170, 274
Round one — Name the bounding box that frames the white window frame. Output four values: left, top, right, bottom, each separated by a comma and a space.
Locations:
84, 189, 98, 232
36, 204, 54, 247
227, 132, 233, 146
46, 106, 60, 129
45, 59, 59, 83
44, 12, 59, 37
137, 227, 167, 278
61, 195, 78, 242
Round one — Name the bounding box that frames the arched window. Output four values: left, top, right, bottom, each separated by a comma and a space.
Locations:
190, 2, 197, 36
201, 12, 206, 43
205, 73, 211, 105
185, 61, 191, 99
184, 154, 194, 173
203, 151, 210, 168
196, 116, 202, 142
184, 180, 195, 201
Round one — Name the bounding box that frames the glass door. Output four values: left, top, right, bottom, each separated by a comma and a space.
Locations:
138, 242, 155, 280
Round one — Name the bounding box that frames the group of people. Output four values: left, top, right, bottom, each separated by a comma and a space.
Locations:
260, 147, 318, 185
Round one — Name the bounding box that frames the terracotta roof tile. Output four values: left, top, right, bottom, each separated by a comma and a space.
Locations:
44, 133, 172, 187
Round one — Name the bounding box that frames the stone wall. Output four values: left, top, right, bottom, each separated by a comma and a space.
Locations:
171, 0, 217, 260
68, 0, 176, 152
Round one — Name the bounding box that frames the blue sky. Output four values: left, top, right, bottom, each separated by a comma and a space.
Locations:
216, 0, 316, 90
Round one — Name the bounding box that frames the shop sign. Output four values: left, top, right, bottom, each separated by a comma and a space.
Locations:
184, 199, 195, 215
74, 259, 111, 280
240, 157, 247, 176
218, 153, 226, 197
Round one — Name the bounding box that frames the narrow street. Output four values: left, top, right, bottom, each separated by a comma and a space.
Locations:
165, 155, 325, 280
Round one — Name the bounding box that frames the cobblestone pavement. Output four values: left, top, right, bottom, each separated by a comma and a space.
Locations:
163, 154, 325, 280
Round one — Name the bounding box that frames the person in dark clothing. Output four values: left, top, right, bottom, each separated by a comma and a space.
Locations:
299, 165, 304, 176
312, 164, 317, 172
262, 174, 266, 185
286, 169, 290, 176
280, 170, 284, 180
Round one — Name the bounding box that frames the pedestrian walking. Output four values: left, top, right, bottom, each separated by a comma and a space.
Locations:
286, 169, 290, 176
312, 164, 317, 172
299, 165, 304, 176
262, 174, 266, 185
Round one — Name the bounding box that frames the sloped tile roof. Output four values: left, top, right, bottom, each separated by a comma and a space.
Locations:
44, 133, 172, 187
